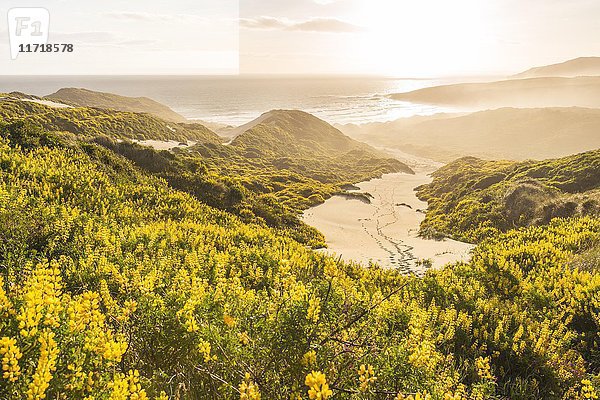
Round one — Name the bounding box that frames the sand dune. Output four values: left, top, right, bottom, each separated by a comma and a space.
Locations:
339, 107, 600, 162
390, 76, 600, 109
512, 56, 600, 78
302, 170, 473, 275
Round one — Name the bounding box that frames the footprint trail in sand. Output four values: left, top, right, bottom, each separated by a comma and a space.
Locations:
302, 171, 473, 276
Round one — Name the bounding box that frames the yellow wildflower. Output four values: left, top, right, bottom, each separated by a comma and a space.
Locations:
0, 336, 22, 382
108, 370, 148, 400
156, 392, 169, 400
18, 262, 63, 337
581, 379, 598, 400
238, 331, 251, 346
239, 373, 261, 400
475, 356, 494, 381
358, 364, 377, 392
305, 371, 332, 400
302, 350, 317, 367
307, 298, 321, 323
26, 330, 59, 400
198, 340, 217, 363
224, 314, 236, 328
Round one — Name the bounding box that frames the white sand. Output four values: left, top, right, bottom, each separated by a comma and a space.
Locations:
133, 140, 196, 150
23, 99, 72, 108
302, 170, 473, 276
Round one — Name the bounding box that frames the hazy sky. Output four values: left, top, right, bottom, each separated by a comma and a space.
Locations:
1, 0, 599, 76
239, 0, 600, 76
0, 0, 240, 75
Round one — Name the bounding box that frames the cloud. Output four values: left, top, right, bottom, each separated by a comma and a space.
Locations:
290, 18, 363, 32
45, 32, 159, 48
103, 12, 205, 22
240, 16, 288, 30
49, 31, 117, 44
240, 17, 363, 33
104, 12, 175, 21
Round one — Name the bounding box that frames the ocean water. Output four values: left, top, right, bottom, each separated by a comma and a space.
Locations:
0, 75, 459, 126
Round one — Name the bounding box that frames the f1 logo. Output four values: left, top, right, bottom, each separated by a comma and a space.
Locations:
7, 8, 50, 60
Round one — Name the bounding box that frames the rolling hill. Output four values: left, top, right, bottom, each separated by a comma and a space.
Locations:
390, 76, 600, 109
339, 107, 600, 162
0, 93, 411, 246
0, 94, 221, 143
1, 107, 599, 400
231, 109, 408, 162
512, 56, 600, 78
46, 87, 188, 122
416, 149, 600, 242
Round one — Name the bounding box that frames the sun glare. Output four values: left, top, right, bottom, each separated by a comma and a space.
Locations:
351, 0, 493, 76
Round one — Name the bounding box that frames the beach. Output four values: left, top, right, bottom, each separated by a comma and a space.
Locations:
302, 158, 473, 275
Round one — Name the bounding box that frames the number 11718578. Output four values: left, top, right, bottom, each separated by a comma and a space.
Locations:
18, 43, 74, 53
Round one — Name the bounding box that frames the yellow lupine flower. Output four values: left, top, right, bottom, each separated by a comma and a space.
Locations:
444, 392, 465, 400
156, 391, 169, 400
198, 340, 217, 363
581, 379, 598, 400
224, 314, 236, 328
239, 373, 261, 400
0, 336, 22, 382
108, 370, 148, 400
26, 330, 59, 400
301, 350, 317, 367
305, 371, 332, 400
307, 297, 321, 323
475, 356, 494, 381
358, 364, 377, 392
18, 262, 63, 337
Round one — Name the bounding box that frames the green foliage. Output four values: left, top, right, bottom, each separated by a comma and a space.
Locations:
230, 110, 413, 182
416, 151, 600, 242
0, 97, 220, 143
0, 119, 599, 400
0, 100, 411, 248
46, 87, 188, 123
87, 110, 411, 247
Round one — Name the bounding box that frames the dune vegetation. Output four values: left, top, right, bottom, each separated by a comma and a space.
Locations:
95, 109, 409, 246
46, 88, 189, 123
416, 150, 600, 242
0, 96, 220, 143
0, 94, 599, 399
0, 98, 410, 248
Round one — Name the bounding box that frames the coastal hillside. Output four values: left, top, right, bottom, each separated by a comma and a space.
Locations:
416, 149, 600, 242
390, 76, 600, 109
232, 110, 387, 155
46, 87, 188, 123
0, 93, 410, 246
229, 110, 412, 177
0, 94, 220, 143
512, 56, 600, 79
340, 107, 600, 162
152, 109, 410, 244
1, 118, 599, 399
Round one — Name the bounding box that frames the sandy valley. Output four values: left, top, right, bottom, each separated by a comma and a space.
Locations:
302, 168, 474, 276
